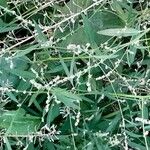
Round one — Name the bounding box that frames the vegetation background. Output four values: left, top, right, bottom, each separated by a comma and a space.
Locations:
0, 0, 150, 149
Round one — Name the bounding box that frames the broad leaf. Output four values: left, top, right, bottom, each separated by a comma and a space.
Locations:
57, 0, 92, 14
0, 108, 41, 135
52, 88, 82, 109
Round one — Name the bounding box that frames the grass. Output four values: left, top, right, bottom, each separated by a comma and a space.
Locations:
0, 0, 150, 149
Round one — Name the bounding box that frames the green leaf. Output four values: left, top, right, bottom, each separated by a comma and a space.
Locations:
128, 141, 146, 150
0, 108, 41, 135
127, 44, 137, 66
57, 0, 92, 14
111, 0, 128, 23
52, 88, 82, 109
82, 14, 97, 48
6, 91, 18, 103
59, 54, 73, 85
43, 139, 55, 150
28, 92, 43, 112
58, 27, 88, 47
142, 104, 149, 119
98, 28, 140, 37
125, 130, 142, 138
47, 104, 60, 125
34, 21, 47, 44
0, 19, 20, 33
0, 0, 7, 8
106, 114, 121, 132
13, 45, 39, 58
89, 10, 124, 45
0, 56, 29, 87
6, 69, 36, 79
28, 92, 39, 106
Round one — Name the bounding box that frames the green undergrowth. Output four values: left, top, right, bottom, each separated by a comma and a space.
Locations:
0, 0, 150, 149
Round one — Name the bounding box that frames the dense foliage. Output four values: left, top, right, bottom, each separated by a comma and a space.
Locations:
0, 0, 150, 149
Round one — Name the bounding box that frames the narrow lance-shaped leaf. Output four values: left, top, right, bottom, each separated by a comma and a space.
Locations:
0, 19, 20, 33
98, 28, 140, 37
34, 21, 48, 44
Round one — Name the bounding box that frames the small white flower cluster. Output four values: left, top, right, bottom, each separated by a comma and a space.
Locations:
44, 75, 61, 89
98, 94, 104, 103
85, 114, 94, 121
29, 58, 106, 94
45, 91, 51, 113
67, 43, 90, 55
4, 57, 14, 69
0, 87, 10, 93
30, 79, 43, 90
96, 59, 122, 81
94, 131, 109, 138
0, 86, 11, 93
100, 42, 115, 53
135, 117, 150, 125
60, 106, 71, 118
60, 106, 81, 126
67, 44, 83, 55
0, 6, 16, 15
75, 111, 81, 126
144, 131, 149, 136
119, 75, 137, 96
92, 0, 98, 2
96, 70, 115, 81
109, 134, 122, 147
38, 124, 61, 142
53, 95, 61, 104
86, 81, 91, 92
31, 68, 39, 78
86, 61, 92, 92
